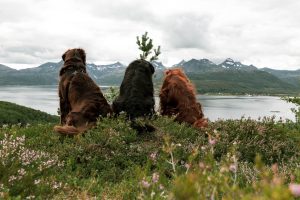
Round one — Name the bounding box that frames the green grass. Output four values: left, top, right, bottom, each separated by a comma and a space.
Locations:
186, 70, 299, 95
0, 101, 59, 126
1, 111, 300, 199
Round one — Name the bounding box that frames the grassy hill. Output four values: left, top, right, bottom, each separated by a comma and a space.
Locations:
262, 68, 300, 87
187, 70, 298, 95
0, 101, 300, 199
0, 101, 59, 125
0, 62, 60, 86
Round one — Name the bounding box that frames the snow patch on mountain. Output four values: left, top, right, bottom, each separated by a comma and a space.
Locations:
151, 61, 166, 70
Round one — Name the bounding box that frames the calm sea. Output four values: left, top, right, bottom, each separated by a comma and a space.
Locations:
0, 85, 296, 121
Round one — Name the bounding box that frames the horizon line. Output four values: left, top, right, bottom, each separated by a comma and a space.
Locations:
2, 58, 300, 71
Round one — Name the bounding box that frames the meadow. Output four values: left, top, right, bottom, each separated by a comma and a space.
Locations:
0, 98, 300, 199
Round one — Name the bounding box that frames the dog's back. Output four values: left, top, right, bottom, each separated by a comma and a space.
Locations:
55, 48, 112, 135
68, 73, 112, 119
160, 68, 207, 129
113, 59, 155, 119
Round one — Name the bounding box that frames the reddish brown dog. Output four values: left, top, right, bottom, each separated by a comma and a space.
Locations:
159, 68, 208, 129
54, 48, 112, 135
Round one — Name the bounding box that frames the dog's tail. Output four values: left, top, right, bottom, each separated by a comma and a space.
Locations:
54, 125, 84, 135
193, 118, 208, 129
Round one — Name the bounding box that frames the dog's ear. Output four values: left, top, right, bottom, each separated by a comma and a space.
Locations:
165, 69, 172, 75
77, 48, 86, 64
62, 50, 68, 61
149, 63, 155, 74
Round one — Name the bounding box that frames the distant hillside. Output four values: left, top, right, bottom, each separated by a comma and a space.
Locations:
174, 58, 299, 94
0, 58, 299, 95
261, 68, 300, 87
0, 64, 17, 73
0, 101, 59, 125
188, 70, 296, 94
0, 62, 61, 85
0, 61, 165, 86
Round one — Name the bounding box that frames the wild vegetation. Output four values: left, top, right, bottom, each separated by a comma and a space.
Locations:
0, 101, 58, 126
188, 70, 298, 95
0, 100, 300, 199
285, 97, 300, 123
136, 32, 161, 62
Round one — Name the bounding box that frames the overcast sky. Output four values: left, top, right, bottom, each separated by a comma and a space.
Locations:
1, 0, 300, 70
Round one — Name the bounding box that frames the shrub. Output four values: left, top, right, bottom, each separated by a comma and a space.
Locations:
1, 115, 300, 199
211, 117, 300, 164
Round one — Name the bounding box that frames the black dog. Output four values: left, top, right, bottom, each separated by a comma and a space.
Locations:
112, 59, 155, 132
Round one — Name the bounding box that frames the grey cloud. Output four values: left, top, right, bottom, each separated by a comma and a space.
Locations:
0, 0, 38, 23
83, 0, 158, 25
0, 47, 57, 64
246, 0, 299, 11
0, 0, 300, 70
160, 14, 213, 50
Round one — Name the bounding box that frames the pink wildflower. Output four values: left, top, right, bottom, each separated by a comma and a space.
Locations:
185, 163, 190, 170
152, 173, 159, 183
289, 184, 300, 197
141, 179, 151, 188
199, 162, 205, 169
229, 164, 237, 173
150, 152, 157, 161
159, 184, 164, 190
209, 138, 216, 145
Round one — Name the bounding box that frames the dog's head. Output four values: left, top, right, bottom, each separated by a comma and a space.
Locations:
165, 68, 185, 77
164, 68, 190, 82
129, 59, 155, 75
60, 48, 86, 76
62, 48, 86, 64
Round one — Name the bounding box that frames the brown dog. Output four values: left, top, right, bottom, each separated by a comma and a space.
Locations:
159, 68, 208, 129
54, 48, 112, 135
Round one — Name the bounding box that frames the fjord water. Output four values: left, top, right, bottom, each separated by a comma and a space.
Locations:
198, 95, 296, 121
0, 85, 296, 121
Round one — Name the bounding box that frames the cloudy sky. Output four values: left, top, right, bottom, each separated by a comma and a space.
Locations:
1, 0, 300, 70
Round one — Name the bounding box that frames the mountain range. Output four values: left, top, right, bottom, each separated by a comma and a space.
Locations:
0, 58, 299, 95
